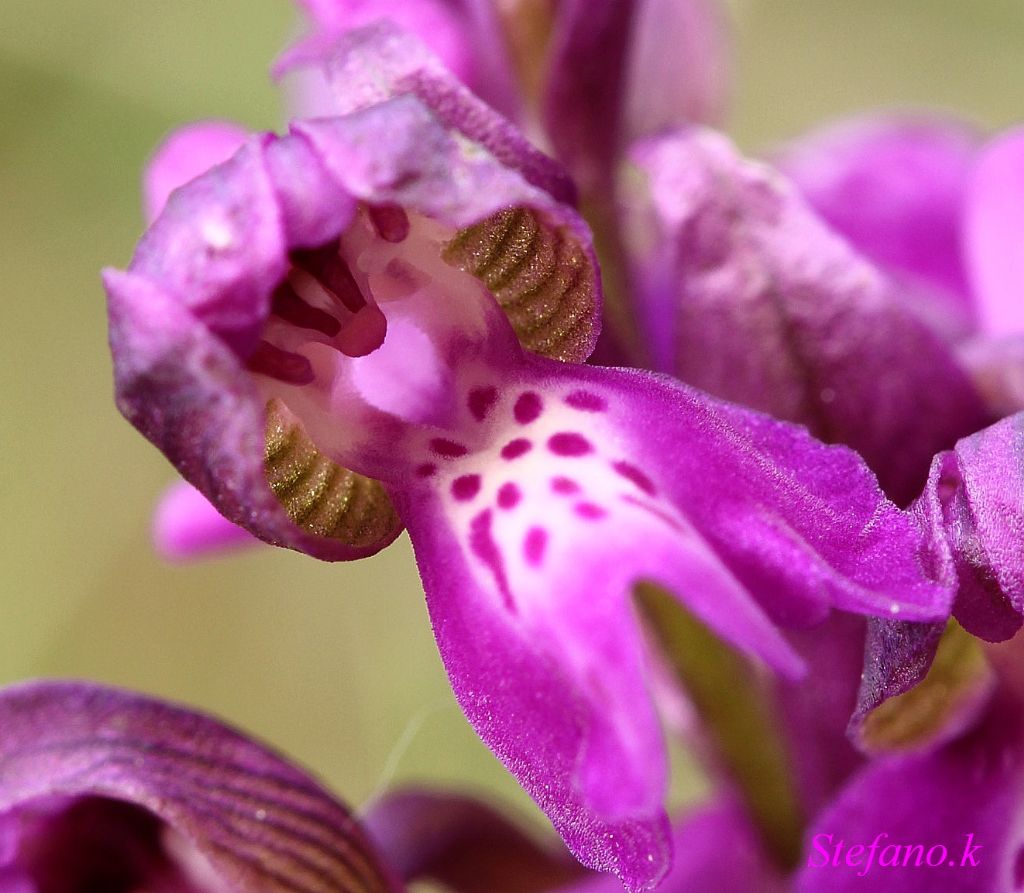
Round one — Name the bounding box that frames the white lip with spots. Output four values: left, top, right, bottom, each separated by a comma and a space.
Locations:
422, 379, 692, 620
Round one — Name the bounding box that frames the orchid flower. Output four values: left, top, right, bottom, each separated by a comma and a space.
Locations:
103, 23, 952, 891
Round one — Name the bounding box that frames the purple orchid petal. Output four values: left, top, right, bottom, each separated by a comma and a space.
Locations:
777, 113, 979, 305
795, 689, 1024, 893
143, 122, 250, 224
918, 413, 1024, 641
0, 680, 400, 893
570, 798, 786, 893
774, 614, 867, 820
965, 127, 1024, 338
364, 789, 586, 893
959, 335, 1024, 418
107, 69, 601, 560
312, 21, 576, 208
389, 344, 950, 888
285, 0, 521, 122
620, 127, 990, 504
153, 480, 258, 560
542, 0, 728, 193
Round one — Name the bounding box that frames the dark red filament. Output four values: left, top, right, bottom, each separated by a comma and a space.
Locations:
246, 341, 315, 385
291, 241, 367, 312
271, 283, 341, 337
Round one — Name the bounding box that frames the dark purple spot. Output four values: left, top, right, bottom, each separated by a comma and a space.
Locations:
1013, 844, 1024, 888
468, 386, 498, 422
622, 494, 685, 533
575, 502, 607, 520
431, 438, 468, 458
548, 433, 593, 456
612, 460, 657, 496
513, 392, 543, 424
271, 283, 341, 336
551, 477, 580, 495
565, 390, 607, 412
469, 510, 514, 611
501, 438, 532, 460
451, 474, 482, 501
368, 204, 410, 243
497, 482, 521, 509
523, 527, 548, 566
245, 341, 314, 386
415, 463, 437, 479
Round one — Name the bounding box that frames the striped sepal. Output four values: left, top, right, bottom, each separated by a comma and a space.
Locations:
443, 207, 598, 362
265, 399, 400, 549
0, 681, 398, 893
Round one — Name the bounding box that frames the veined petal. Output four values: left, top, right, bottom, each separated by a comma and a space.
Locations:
143, 121, 250, 224
364, 789, 586, 893
965, 127, 1024, 338
0, 680, 399, 893
620, 127, 990, 504
795, 690, 1024, 893
153, 480, 258, 560
391, 351, 950, 889
777, 113, 979, 304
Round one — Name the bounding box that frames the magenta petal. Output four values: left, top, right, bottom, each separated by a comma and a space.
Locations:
108, 83, 601, 560
105, 268, 386, 562
0, 680, 399, 892
542, 0, 728, 192
778, 113, 979, 302
152, 480, 259, 560
287, 0, 521, 122
391, 353, 950, 889
922, 414, 1024, 641
130, 137, 290, 354
795, 693, 1024, 893
570, 799, 786, 893
775, 615, 867, 819
316, 21, 576, 206
143, 121, 250, 224
965, 127, 1024, 338
621, 128, 990, 503
364, 789, 586, 893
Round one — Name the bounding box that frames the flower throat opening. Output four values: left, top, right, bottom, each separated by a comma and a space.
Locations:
246, 204, 413, 385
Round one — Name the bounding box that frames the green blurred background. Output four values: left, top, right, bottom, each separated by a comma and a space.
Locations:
2, 0, 1022, 830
